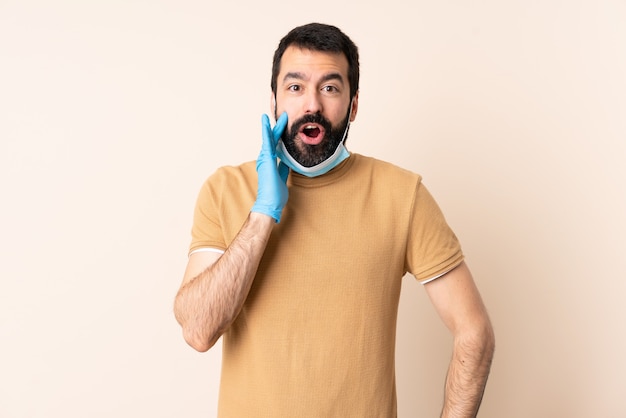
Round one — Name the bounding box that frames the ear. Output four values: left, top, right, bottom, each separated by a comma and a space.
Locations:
349, 91, 359, 122
270, 92, 277, 120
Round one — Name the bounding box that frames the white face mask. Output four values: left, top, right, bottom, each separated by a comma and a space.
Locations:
275, 100, 353, 178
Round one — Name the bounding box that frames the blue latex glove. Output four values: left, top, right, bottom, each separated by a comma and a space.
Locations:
251, 112, 289, 222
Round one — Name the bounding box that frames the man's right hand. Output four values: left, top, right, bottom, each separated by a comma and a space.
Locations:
251, 112, 289, 222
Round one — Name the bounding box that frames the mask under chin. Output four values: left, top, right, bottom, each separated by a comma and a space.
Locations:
276, 121, 351, 178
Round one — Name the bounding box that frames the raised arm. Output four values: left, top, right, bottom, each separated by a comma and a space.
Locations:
424, 261, 495, 418
173, 113, 289, 352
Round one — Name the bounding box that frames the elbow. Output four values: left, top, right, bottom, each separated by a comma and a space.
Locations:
456, 319, 496, 360
476, 320, 496, 365
173, 295, 229, 352
487, 326, 496, 353
471, 318, 495, 353
482, 326, 496, 373
182, 326, 220, 353
175, 316, 220, 353
173, 298, 218, 352
178, 311, 226, 353
483, 319, 496, 354
186, 337, 212, 353
186, 340, 210, 353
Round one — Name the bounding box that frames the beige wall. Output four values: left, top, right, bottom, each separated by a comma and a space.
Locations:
1, 1, 624, 417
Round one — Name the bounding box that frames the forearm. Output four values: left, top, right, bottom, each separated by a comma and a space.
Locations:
441, 324, 495, 418
174, 212, 275, 351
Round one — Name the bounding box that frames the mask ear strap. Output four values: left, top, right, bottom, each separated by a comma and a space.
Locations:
340, 99, 354, 143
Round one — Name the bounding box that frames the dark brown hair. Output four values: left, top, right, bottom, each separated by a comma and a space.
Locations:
271, 23, 360, 99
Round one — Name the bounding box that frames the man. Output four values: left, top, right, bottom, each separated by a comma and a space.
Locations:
174, 23, 494, 418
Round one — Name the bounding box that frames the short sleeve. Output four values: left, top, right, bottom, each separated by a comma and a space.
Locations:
189, 175, 228, 255
405, 182, 464, 283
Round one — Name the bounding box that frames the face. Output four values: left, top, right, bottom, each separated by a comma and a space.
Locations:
273, 46, 358, 167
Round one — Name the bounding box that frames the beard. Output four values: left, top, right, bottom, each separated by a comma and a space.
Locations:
279, 110, 351, 167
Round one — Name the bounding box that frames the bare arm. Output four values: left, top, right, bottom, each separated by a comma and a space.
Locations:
173, 212, 275, 352
424, 261, 495, 418
174, 113, 289, 352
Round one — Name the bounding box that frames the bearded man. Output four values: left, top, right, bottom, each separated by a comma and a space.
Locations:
174, 23, 495, 418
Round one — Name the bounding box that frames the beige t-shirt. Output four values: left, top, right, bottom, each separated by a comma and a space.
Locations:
190, 154, 463, 417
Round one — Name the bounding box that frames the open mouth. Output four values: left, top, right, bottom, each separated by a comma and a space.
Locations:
299, 124, 325, 145
303, 125, 320, 138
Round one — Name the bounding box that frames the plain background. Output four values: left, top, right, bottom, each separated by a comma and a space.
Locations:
1, 1, 625, 417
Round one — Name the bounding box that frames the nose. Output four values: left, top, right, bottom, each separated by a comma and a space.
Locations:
303, 90, 323, 114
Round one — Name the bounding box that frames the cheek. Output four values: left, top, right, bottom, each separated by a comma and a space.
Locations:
275, 98, 297, 122
329, 106, 349, 126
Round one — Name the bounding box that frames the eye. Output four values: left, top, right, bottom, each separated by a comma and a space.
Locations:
322, 85, 339, 93
287, 85, 301, 92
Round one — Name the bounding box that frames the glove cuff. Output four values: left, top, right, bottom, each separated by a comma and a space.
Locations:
250, 203, 281, 223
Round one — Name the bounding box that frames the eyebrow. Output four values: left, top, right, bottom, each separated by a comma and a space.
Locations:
282, 72, 345, 85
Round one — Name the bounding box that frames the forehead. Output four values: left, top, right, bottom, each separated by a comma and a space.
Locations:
278, 46, 349, 81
